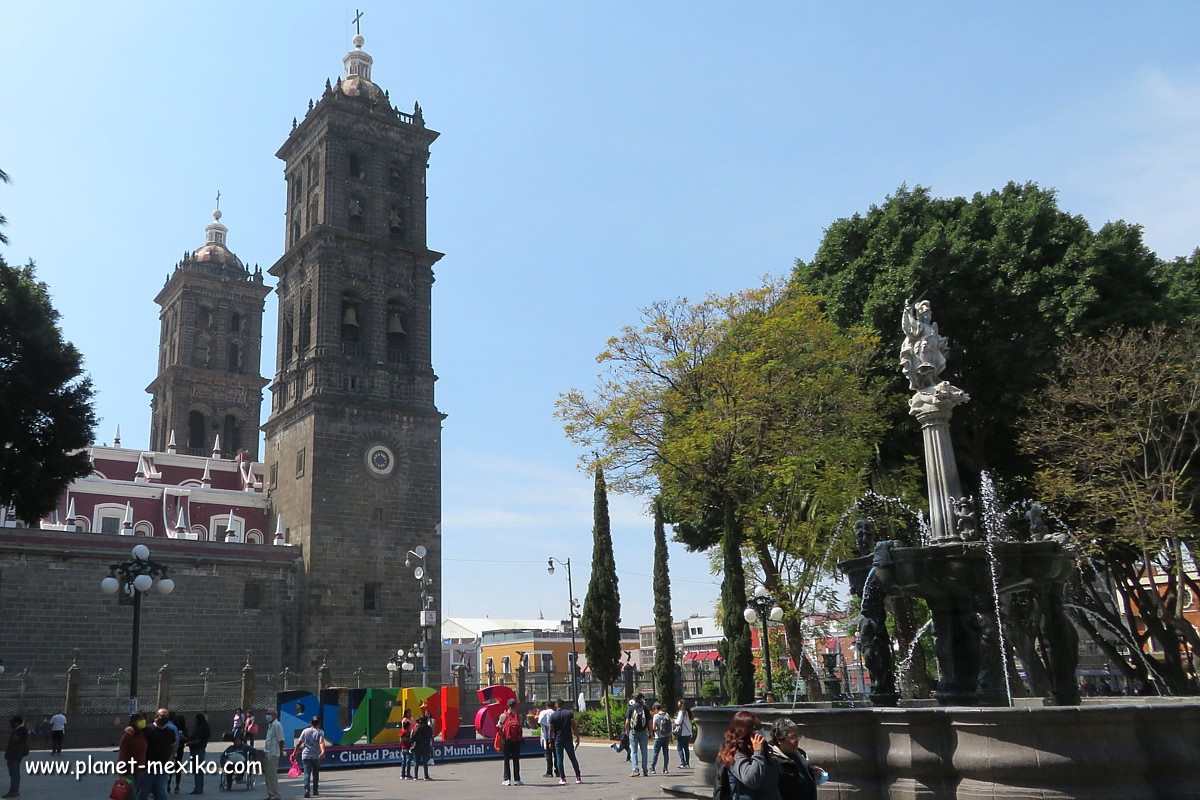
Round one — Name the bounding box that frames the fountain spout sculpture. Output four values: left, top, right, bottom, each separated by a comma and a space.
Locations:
902, 299, 970, 543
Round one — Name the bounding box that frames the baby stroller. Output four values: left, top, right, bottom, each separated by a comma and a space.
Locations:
218, 744, 258, 792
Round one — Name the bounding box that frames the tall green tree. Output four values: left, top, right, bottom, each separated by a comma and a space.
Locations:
651, 497, 678, 712
559, 280, 887, 703
0, 167, 10, 245
794, 182, 1189, 485
579, 464, 623, 734
0, 256, 97, 521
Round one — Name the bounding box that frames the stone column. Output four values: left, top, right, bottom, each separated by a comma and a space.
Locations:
517, 665, 527, 707
64, 648, 81, 716
388, 666, 399, 689
623, 663, 635, 699
240, 651, 255, 713
317, 652, 331, 693
454, 664, 467, 698
910, 387, 969, 543
156, 652, 171, 711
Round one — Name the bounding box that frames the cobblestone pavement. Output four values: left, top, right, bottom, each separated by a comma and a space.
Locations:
8, 745, 704, 800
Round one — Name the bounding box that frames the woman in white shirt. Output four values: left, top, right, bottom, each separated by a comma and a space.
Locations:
674, 700, 694, 768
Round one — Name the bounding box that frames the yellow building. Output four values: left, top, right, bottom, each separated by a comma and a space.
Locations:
480, 627, 641, 689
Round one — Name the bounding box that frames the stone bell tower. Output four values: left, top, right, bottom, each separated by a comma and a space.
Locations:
262, 32, 444, 676
147, 208, 269, 459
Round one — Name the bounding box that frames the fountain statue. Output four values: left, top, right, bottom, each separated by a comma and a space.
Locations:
686, 298, 1200, 800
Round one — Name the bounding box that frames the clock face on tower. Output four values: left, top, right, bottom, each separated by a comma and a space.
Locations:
366, 444, 395, 476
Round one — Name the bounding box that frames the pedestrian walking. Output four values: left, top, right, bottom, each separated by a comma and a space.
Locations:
261, 709, 285, 800
624, 693, 650, 777
295, 714, 324, 796
117, 714, 149, 800
231, 709, 245, 741
716, 710, 781, 800
536, 701, 558, 778
649, 702, 671, 774
144, 708, 178, 800
497, 698, 524, 786
549, 698, 582, 785
48, 711, 66, 755
4, 716, 30, 798
297, 716, 326, 798
411, 716, 434, 781
675, 700, 693, 769
187, 714, 210, 795
171, 713, 189, 793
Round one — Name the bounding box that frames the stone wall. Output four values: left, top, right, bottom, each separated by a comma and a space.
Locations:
0, 527, 302, 691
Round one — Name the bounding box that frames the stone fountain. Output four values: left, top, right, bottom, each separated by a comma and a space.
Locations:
837, 298, 1079, 707
682, 299, 1200, 800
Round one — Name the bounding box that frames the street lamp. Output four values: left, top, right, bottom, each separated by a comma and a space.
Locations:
547, 557, 581, 705
101, 544, 174, 715
387, 648, 418, 692
406, 546, 433, 686
744, 585, 784, 696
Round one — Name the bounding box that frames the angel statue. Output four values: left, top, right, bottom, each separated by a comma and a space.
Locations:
900, 298, 950, 391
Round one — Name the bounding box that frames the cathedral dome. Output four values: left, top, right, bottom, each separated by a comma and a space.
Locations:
191, 209, 243, 269
339, 34, 382, 101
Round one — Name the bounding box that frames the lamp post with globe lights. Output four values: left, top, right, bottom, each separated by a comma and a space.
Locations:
101, 544, 174, 715
386, 647, 418, 692
546, 557, 581, 704
744, 585, 784, 697
405, 546, 433, 686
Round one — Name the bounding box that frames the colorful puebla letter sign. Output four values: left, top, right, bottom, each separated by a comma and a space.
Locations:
275, 683, 543, 769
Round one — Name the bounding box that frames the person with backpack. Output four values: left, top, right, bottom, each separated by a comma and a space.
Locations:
497, 698, 524, 786
549, 698, 582, 785
649, 702, 672, 774
714, 710, 781, 800
398, 709, 415, 781
675, 699, 694, 769
624, 693, 650, 777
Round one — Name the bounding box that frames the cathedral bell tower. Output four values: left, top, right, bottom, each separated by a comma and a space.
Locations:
147, 208, 269, 459
263, 33, 444, 675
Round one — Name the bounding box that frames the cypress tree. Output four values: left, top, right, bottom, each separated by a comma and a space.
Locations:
652, 497, 677, 713
720, 497, 755, 703
580, 464, 622, 735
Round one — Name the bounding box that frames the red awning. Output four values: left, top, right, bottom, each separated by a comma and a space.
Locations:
685, 650, 719, 662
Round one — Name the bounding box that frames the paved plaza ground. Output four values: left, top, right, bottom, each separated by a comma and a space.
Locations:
8, 744, 701, 800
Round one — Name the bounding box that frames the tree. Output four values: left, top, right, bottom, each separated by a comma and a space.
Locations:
651, 497, 677, 712
794, 182, 1188, 485
579, 464, 623, 734
1019, 325, 1200, 694
559, 280, 888, 704
0, 256, 96, 521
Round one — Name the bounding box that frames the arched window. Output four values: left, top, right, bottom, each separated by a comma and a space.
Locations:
223, 415, 242, 457
282, 312, 294, 362
231, 312, 242, 333
227, 343, 242, 374
298, 293, 311, 353
291, 219, 301, 246
308, 195, 319, 230
348, 153, 363, 179
187, 411, 206, 452
389, 161, 405, 190
386, 300, 407, 364
341, 293, 362, 344
389, 206, 404, 243
348, 197, 365, 233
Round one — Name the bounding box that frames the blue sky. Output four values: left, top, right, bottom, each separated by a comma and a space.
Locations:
2, 2, 1199, 628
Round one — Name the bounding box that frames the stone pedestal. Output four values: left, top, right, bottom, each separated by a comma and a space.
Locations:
911, 399, 967, 543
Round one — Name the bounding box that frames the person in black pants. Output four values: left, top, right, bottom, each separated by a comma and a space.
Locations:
188, 714, 210, 795
550, 698, 582, 785
497, 698, 523, 786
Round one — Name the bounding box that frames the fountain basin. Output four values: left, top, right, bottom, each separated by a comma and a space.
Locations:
693, 702, 1200, 799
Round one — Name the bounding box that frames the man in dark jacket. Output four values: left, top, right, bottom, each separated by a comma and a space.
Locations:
768, 718, 823, 800
4, 717, 30, 798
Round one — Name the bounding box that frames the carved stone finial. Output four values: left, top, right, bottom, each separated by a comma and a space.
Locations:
71, 647, 81, 667
953, 496, 979, 541
244, 650, 252, 668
